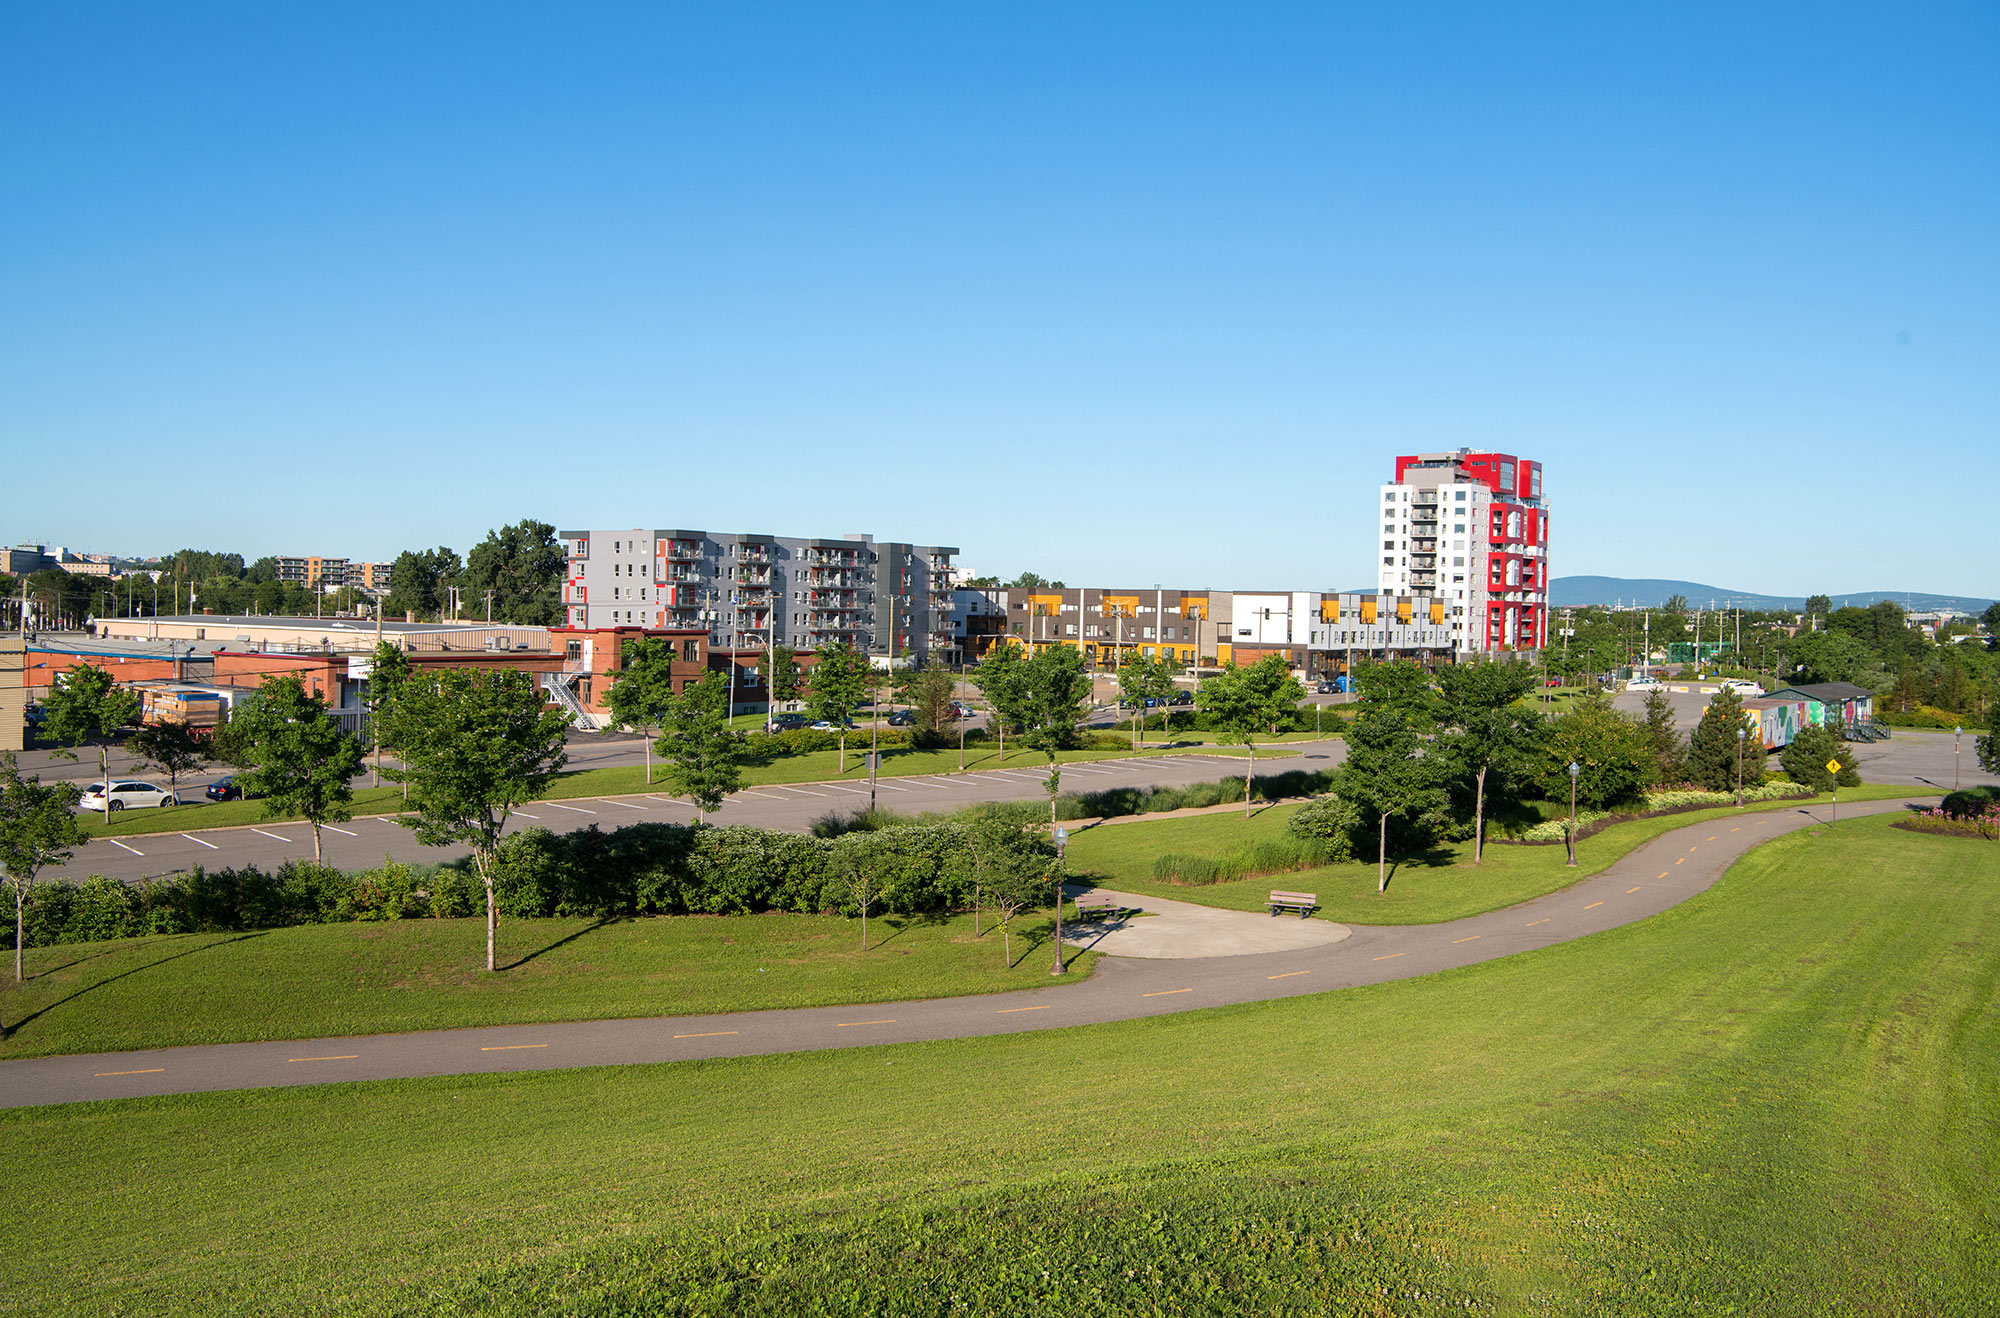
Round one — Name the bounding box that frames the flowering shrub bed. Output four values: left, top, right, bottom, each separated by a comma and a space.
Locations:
1512, 782, 1816, 844
1894, 805, 2000, 840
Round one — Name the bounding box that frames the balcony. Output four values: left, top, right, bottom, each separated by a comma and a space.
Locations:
665, 540, 703, 562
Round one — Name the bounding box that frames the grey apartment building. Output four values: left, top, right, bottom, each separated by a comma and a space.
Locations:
558, 529, 958, 664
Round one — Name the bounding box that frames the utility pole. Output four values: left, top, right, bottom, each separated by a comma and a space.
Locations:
484, 590, 495, 624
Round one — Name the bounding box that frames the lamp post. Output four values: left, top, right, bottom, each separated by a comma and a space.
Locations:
1051, 827, 1069, 975
1566, 761, 1580, 867
1955, 726, 1963, 790
1736, 728, 1746, 808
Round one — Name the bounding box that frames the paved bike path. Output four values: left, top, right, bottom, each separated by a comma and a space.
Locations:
0, 796, 1924, 1109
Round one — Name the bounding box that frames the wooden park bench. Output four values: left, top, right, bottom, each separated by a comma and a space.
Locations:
1074, 896, 1127, 921
1267, 890, 1318, 919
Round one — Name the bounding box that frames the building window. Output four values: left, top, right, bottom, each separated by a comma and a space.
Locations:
682, 640, 700, 661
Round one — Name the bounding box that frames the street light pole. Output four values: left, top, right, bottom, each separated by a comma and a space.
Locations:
1566, 761, 1580, 867
1051, 827, 1069, 975
1955, 726, 1963, 790
1736, 728, 1746, 808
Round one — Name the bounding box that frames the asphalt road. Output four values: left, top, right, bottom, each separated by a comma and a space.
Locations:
43, 741, 1347, 885
0, 794, 1928, 1108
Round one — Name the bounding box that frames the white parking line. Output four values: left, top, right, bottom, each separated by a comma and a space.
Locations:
645, 795, 692, 806
823, 784, 869, 795
109, 839, 145, 856
513, 812, 542, 820
322, 824, 358, 837
251, 829, 292, 842
1062, 766, 1116, 775
875, 782, 909, 792
542, 803, 596, 814
775, 786, 828, 797
180, 834, 220, 850
598, 798, 647, 810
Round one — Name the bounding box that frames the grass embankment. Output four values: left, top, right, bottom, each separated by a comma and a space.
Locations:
1065, 783, 1930, 925
77, 741, 1292, 839
0, 910, 1094, 1061
5, 814, 1994, 1315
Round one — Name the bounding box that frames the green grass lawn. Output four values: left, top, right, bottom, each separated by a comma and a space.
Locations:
77, 741, 1289, 838
4, 813, 1992, 1315
0, 908, 1095, 1061
1064, 783, 1931, 925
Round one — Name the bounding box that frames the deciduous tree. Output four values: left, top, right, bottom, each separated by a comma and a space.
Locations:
127, 720, 210, 796
972, 644, 1032, 762
233, 676, 364, 861
1436, 662, 1544, 862
1016, 645, 1093, 824
603, 636, 678, 784
768, 645, 801, 703
965, 807, 1053, 964
1117, 654, 1178, 749
1533, 698, 1654, 810
806, 641, 870, 771
389, 668, 570, 971
1197, 655, 1308, 817
655, 671, 743, 821
0, 755, 82, 982
40, 662, 140, 821
459, 519, 565, 625
1329, 665, 1449, 892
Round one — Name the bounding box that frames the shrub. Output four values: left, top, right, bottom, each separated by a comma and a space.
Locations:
1286, 795, 1360, 862
1939, 785, 2000, 819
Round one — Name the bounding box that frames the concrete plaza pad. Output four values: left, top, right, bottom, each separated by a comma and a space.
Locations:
1062, 888, 1351, 958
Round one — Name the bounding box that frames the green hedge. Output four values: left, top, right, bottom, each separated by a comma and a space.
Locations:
15, 820, 1023, 948
1153, 835, 1338, 886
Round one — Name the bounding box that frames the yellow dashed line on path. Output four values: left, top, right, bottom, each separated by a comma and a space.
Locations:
289, 1055, 359, 1063
1628, 886, 1641, 893
1141, 988, 1191, 998
95, 1068, 165, 1077
479, 1044, 548, 1052
1730, 827, 1742, 832
1707, 836, 1717, 841
996, 1006, 1051, 1014
1688, 846, 1699, 853
1451, 935, 1480, 944
1524, 919, 1549, 927
673, 1030, 740, 1038
1675, 858, 1685, 865
1372, 953, 1405, 961
1658, 872, 1669, 879
1584, 901, 1604, 910
836, 1019, 899, 1027
1267, 970, 1310, 980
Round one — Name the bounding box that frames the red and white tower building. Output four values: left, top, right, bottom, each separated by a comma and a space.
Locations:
1377, 449, 1548, 657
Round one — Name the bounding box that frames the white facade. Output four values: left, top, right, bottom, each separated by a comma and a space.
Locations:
1377, 450, 1549, 656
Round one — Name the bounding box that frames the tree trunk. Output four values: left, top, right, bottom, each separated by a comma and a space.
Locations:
973, 884, 982, 936
1133, 707, 1141, 750
643, 735, 652, 785
860, 886, 869, 950
1474, 765, 1487, 864
479, 851, 497, 972
1244, 743, 1255, 817
14, 892, 22, 982
312, 822, 323, 863
1377, 811, 1389, 892
1001, 911, 1010, 965
101, 746, 111, 823
839, 731, 846, 773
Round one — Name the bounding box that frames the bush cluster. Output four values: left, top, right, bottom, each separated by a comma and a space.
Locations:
20, 859, 485, 947
1939, 785, 2000, 819
1876, 704, 1971, 729
1897, 804, 1999, 840
17, 821, 1015, 949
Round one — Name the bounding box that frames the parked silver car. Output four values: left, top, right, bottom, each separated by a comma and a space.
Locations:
75, 780, 179, 812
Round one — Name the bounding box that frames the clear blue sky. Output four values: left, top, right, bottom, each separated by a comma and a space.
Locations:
4, 4, 1994, 596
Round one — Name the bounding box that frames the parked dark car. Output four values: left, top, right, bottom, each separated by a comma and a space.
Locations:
206, 774, 260, 803
886, 710, 916, 726
1315, 680, 1337, 694
766, 713, 810, 732
1168, 691, 1194, 706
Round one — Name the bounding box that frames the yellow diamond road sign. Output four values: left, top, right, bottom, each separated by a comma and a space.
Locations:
1826, 760, 1841, 774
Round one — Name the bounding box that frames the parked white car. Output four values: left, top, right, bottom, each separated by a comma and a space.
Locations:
1626, 677, 1663, 692
1720, 679, 1764, 697
75, 780, 180, 812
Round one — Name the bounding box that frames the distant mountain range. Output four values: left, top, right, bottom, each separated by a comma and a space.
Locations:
1550, 577, 1993, 613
